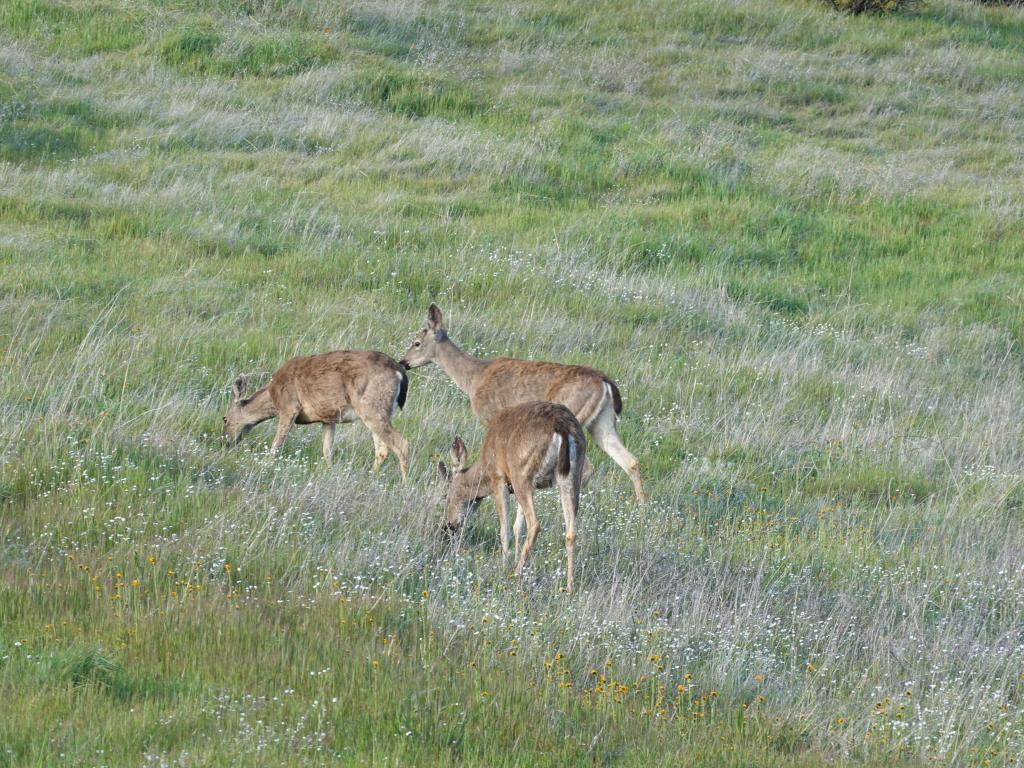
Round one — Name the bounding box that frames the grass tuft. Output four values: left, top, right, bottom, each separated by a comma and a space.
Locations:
346, 64, 487, 120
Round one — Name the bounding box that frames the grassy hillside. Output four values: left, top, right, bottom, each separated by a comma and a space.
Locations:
2, 0, 1024, 764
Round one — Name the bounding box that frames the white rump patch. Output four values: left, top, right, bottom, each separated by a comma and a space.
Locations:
534, 432, 562, 488
581, 382, 614, 429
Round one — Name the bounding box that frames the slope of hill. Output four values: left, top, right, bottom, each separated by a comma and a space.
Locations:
2, 0, 1024, 764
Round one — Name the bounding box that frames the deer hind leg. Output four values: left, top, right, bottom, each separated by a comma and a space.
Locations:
512, 495, 525, 564
391, 430, 410, 482
353, 378, 410, 480
360, 413, 409, 481
557, 476, 578, 593
321, 423, 336, 464
370, 431, 388, 471
588, 405, 645, 503
511, 483, 540, 579
381, 424, 409, 481
546, 384, 600, 488
556, 445, 582, 593
495, 481, 511, 559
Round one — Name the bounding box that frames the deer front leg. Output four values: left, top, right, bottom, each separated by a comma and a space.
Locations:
270, 410, 298, 455
321, 423, 336, 464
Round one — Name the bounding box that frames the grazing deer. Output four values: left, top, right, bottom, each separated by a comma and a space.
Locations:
402, 304, 644, 502
223, 350, 410, 479
439, 401, 586, 593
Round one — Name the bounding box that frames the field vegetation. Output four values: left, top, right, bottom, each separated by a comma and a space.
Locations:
2, 0, 1024, 764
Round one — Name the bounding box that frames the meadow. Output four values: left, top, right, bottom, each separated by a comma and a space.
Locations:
2, 0, 1024, 764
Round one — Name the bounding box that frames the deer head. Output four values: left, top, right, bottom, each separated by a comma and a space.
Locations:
222, 375, 255, 445
437, 435, 480, 530
400, 303, 447, 369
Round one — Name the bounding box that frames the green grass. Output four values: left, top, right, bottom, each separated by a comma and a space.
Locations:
159, 24, 336, 77
2, 0, 1024, 764
1, 576, 843, 766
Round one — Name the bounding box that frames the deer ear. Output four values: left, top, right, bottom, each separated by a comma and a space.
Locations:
426, 303, 444, 331
231, 375, 247, 401
437, 460, 451, 482
451, 436, 468, 467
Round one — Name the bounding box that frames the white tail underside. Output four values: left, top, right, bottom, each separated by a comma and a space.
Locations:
581, 382, 614, 429
535, 433, 577, 487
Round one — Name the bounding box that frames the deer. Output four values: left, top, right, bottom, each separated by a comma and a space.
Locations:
223, 350, 410, 480
402, 304, 644, 502
438, 401, 586, 593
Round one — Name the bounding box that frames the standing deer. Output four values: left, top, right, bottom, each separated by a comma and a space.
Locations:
223, 350, 410, 480
439, 401, 586, 593
402, 304, 644, 502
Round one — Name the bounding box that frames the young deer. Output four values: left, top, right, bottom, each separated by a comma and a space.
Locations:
403, 304, 644, 502
438, 401, 586, 593
223, 350, 410, 479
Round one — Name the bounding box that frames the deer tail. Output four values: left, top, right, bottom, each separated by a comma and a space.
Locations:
396, 369, 409, 410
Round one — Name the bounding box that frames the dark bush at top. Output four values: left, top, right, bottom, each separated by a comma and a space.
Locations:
824, 0, 915, 12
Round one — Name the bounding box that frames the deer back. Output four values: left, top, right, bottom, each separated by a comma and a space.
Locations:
270, 351, 403, 423
472, 359, 616, 427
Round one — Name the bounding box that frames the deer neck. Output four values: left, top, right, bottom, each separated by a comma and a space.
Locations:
433, 337, 488, 396
241, 386, 277, 426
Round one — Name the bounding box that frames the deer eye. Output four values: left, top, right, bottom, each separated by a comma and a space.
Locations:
413, 341, 421, 348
